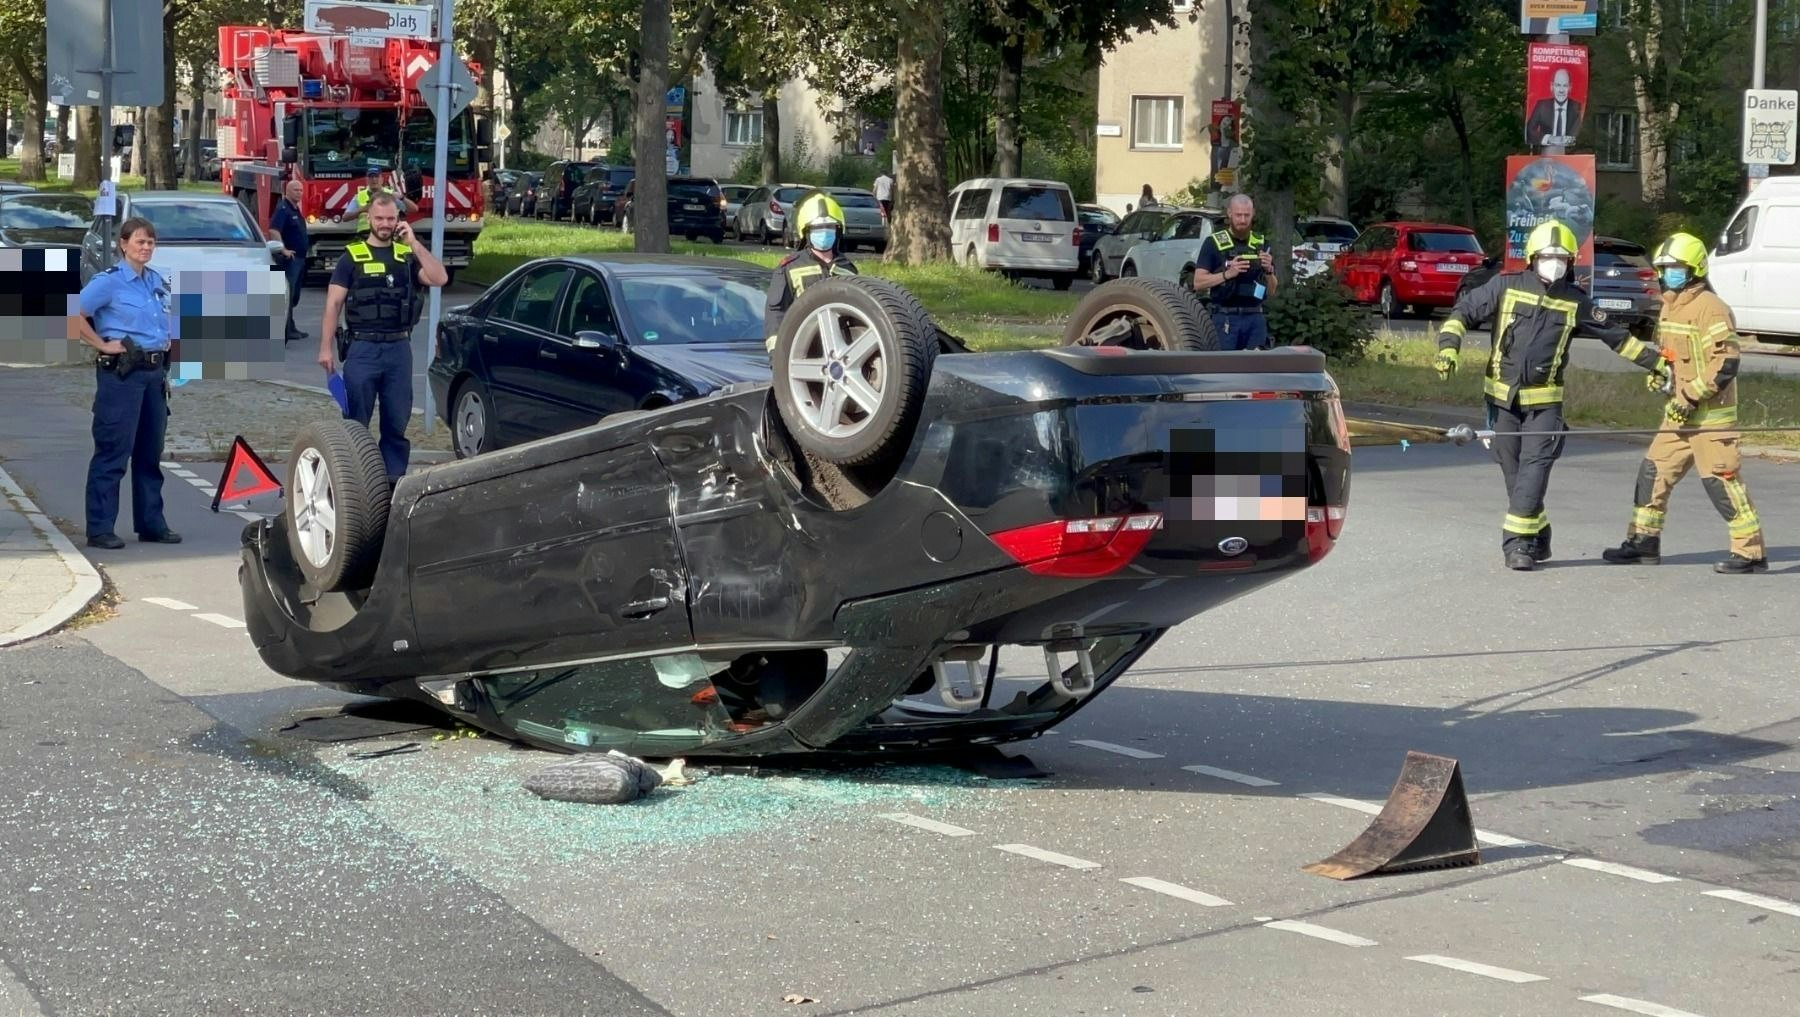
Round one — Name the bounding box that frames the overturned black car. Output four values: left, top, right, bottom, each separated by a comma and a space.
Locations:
239, 274, 1352, 757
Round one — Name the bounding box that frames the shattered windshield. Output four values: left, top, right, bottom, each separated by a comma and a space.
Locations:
305, 108, 400, 176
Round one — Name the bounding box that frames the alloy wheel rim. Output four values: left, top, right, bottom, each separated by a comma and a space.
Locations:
787, 302, 888, 439
291, 447, 337, 568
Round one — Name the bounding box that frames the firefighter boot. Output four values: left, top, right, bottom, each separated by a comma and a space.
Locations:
1602, 535, 1661, 565
1531, 524, 1553, 563
1715, 554, 1769, 575
1504, 548, 1537, 571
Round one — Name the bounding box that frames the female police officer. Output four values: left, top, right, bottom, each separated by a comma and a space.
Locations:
69, 216, 180, 549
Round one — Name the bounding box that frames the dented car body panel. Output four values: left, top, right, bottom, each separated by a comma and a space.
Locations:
240, 346, 1351, 757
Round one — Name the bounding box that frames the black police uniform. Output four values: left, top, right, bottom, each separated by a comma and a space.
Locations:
79, 262, 180, 547
764, 249, 858, 349
330, 239, 421, 480
1195, 227, 1272, 351
1438, 270, 1665, 557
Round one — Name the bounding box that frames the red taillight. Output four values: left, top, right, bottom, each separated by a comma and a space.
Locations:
987, 223, 1000, 244
1399, 259, 1419, 272
1072, 225, 1082, 246
990, 513, 1163, 578
770, 200, 783, 214
1305, 505, 1347, 562
1637, 268, 1656, 281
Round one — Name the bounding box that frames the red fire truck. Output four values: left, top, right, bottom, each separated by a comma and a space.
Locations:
216, 25, 491, 280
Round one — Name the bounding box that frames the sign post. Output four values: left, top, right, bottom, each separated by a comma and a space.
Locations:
419, 0, 464, 438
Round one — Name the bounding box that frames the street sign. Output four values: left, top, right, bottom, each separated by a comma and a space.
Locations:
305, 1, 434, 42
494, 124, 512, 142
665, 86, 686, 110
1520, 1, 1597, 35
420, 55, 477, 121
46, 0, 164, 108
1742, 89, 1797, 166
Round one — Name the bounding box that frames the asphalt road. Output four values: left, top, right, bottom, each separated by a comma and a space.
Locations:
2, 383, 1798, 1015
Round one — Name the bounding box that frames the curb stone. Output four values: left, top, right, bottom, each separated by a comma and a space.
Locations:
0, 465, 103, 648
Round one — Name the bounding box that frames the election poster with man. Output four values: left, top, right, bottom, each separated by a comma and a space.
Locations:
1525, 43, 1588, 149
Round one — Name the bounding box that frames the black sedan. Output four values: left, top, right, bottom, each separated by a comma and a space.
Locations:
241, 274, 1352, 758
428, 256, 773, 458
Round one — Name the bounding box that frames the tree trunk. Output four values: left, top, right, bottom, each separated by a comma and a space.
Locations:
1445, 87, 1477, 230
634, 0, 672, 253
74, 107, 100, 188
1627, 5, 1672, 205
129, 108, 144, 175
993, 17, 1024, 177
186, 76, 206, 181
1323, 87, 1353, 218
891, 3, 951, 264
144, 17, 179, 189
14, 59, 46, 181
55, 104, 70, 166
760, 82, 781, 184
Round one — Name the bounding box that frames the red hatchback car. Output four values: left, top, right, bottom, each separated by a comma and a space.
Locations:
1331, 222, 1486, 318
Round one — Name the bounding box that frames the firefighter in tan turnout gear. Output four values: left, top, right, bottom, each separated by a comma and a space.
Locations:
1436, 219, 1667, 572
1602, 233, 1767, 574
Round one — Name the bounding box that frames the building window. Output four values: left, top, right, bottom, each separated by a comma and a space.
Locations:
1600, 111, 1638, 170
1132, 96, 1183, 150
1599, 0, 1627, 28
725, 109, 762, 148
1172, 0, 1194, 9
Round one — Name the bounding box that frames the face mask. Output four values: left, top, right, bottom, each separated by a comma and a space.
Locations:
808, 228, 837, 251
1660, 267, 1689, 290
1535, 257, 1569, 284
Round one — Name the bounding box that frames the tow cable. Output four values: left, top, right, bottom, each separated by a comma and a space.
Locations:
1436, 423, 1800, 449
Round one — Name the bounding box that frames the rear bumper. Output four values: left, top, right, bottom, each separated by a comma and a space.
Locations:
1393, 272, 1468, 305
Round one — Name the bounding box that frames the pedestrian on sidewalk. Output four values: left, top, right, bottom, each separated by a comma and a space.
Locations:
319, 193, 449, 482
873, 167, 894, 222
270, 178, 311, 343
69, 217, 180, 549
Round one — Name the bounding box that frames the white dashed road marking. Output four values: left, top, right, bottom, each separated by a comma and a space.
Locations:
1262, 920, 1377, 947
1579, 994, 1707, 1016
1071, 740, 1164, 760
1562, 858, 1681, 884
1183, 764, 1279, 787
1702, 888, 1800, 918
1405, 954, 1547, 984
1120, 876, 1232, 907
993, 844, 1100, 870
1474, 829, 1539, 848
879, 814, 975, 838
141, 597, 196, 611
193, 613, 246, 630
1298, 792, 1381, 814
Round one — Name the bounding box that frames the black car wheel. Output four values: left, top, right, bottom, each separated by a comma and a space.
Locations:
1090, 254, 1108, 284
1053, 275, 1073, 291
286, 419, 391, 593
1119, 261, 1137, 277
1380, 281, 1403, 319
772, 277, 938, 467
451, 376, 491, 459
619, 212, 632, 234
1061, 277, 1221, 352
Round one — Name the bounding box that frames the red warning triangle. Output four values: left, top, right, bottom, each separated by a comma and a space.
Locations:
211, 436, 283, 512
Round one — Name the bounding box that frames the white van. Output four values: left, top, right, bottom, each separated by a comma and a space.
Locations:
1710, 176, 1800, 340
946, 177, 1081, 289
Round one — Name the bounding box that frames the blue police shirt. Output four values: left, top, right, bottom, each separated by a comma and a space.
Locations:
79, 263, 173, 352
270, 199, 310, 257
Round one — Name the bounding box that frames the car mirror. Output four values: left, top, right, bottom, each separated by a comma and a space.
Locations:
573, 329, 619, 350
281, 146, 297, 164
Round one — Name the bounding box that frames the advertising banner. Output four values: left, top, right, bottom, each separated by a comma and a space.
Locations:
1210, 100, 1241, 190
1525, 43, 1588, 149
1503, 155, 1597, 271
1520, 1, 1598, 35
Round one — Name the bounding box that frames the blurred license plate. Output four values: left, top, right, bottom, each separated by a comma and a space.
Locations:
1020, 234, 1054, 243
1598, 298, 1632, 310
683, 203, 705, 211
1435, 263, 1471, 273
847, 225, 868, 233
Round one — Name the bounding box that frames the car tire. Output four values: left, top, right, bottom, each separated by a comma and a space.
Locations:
772, 276, 938, 468
1053, 274, 1073, 291
620, 212, 631, 234
761, 222, 774, 245
450, 376, 492, 460
1119, 261, 1137, 277
285, 418, 391, 594
1379, 281, 1404, 319
1061, 277, 1221, 352
1090, 255, 1108, 284
963, 245, 979, 268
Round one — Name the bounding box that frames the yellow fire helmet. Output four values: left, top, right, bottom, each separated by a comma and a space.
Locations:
1652, 232, 1710, 279
1524, 220, 1578, 260
794, 191, 845, 232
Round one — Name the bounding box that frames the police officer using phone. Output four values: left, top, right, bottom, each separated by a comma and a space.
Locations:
318, 192, 448, 482
1192, 193, 1276, 351
69, 216, 180, 549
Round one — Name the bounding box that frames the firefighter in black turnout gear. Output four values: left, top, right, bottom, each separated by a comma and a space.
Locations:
765, 192, 858, 350
1435, 220, 1666, 571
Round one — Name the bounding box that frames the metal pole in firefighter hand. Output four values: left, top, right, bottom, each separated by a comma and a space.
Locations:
423, 0, 456, 437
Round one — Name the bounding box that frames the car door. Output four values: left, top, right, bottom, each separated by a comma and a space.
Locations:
739, 187, 766, 235
1140, 212, 1189, 280
1743, 201, 1800, 336
406, 438, 693, 668
534, 269, 638, 425
484, 263, 573, 441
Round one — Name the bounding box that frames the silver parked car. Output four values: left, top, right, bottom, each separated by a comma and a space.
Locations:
1118, 208, 1220, 288
731, 183, 810, 244
782, 186, 888, 253
720, 184, 755, 228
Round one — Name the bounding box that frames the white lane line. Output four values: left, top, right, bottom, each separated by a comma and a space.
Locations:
192, 613, 246, 630
1299, 791, 1380, 814
1263, 920, 1377, 947
1120, 876, 1232, 907
232, 511, 264, 522
141, 597, 196, 611
993, 844, 1100, 870
1072, 740, 1164, 760
1183, 764, 1279, 787
1475, 829, 1540, 848
1579, 994, 1707, 1017
1563, 858, 1681, 884
160, 461, 179, 469
879, 813, 975, 837
184, 476, 209, 486
1405, 954, 1547, 983
1703, 888, 1800, 918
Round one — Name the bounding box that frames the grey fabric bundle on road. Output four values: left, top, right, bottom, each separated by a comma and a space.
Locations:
524, 751, 664, 805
